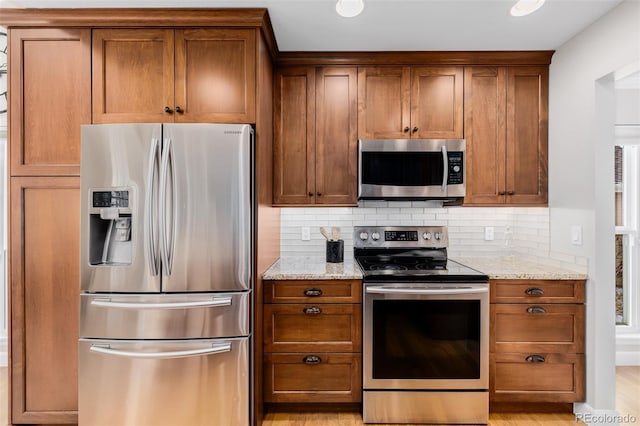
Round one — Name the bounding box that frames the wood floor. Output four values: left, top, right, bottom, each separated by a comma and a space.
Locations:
0, 367, 637, 426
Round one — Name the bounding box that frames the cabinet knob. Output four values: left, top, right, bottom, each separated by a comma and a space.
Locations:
304, 288, 323, 297
317, 192, 322, 196
303, 306, 322, 315
525, 354, 546, 363
498, 191, 506, 196
412, 127, 418, 133
308, 192, 313, 197
175, 106, 184, 114
302, 355, 322, 365
404, 126, 410, 133
526, 306, 546, 314
164, 106, 173, 114
507, 191, 515, 195
525, 287, 544, 296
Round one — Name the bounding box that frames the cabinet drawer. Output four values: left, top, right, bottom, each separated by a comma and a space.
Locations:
490, 280, 585, 303
491, 304, 584, 353
490, 353, 584, 402
264, 353, 362, 403
264, 280, 361, 303
264, 304, 362, 352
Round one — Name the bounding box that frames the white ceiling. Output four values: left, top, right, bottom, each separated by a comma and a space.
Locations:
0, 0, 626, 52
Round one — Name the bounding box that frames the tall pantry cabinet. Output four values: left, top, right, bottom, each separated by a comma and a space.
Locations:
1, 9, 280, 425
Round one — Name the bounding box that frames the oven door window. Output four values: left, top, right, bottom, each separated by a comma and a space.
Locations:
372, 299, 480, 379
361, 152, 443, 186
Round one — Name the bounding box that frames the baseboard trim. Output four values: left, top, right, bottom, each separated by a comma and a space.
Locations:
616, 351, 640, 366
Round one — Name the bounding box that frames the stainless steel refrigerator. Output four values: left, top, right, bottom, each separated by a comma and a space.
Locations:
79, 123, 254, 426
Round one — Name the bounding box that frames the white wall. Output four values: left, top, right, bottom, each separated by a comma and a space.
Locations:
280, 203, 588, 271
549, 0, 640, 416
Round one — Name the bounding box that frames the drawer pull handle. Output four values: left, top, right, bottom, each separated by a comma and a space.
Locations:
304, 288, 323, 297
525, 354, 546, 363
526, 306, 546, 314
303, 306, 322, 315
303, 355, 322, 365
525, 287, 544, 296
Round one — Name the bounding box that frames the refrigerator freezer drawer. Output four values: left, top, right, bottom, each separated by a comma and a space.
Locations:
79, 337, 249, 426
80, 292, 250, 339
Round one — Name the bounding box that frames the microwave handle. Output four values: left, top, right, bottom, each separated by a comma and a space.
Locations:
441, 146, 448, 193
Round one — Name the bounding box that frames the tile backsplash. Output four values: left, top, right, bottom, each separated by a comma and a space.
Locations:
280, 201, 588, 272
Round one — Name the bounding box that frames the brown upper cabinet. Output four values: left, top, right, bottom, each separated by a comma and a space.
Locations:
9, 28, 91, 176
93, 28, 256, 124
357, 66, 463, 139
273, 66, 357, 206
464, 66, 548, 205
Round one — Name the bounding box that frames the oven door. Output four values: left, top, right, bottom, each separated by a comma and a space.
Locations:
363, 282, 488, 390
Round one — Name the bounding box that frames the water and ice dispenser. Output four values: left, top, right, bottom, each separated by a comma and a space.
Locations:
89, 189, 132, 265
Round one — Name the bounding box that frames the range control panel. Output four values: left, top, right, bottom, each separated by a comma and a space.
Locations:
354, 226, 448, 249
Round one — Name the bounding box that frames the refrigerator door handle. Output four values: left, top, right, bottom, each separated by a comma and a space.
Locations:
145, 137, 161, 276
90, 296, 233, 309
89, 343, 232, 359
159, 137, 174, 276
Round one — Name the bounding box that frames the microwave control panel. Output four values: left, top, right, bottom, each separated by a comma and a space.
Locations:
448, 152, 464, 185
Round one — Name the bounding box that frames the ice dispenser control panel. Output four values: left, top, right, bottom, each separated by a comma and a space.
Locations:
88, 189, 133, 266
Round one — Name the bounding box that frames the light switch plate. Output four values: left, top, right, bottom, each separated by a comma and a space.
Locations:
571, 225, 583, 245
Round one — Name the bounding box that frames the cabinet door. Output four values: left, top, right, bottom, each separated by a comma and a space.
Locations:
411, 66, 463, 139
505, 66, 548, 205
92, 29, 175, 123
273, 67, 315, 205
463, 67, 507, 205
10, 177, 80, 424
315, 67, 358, 205
358, 67, 410, 139
9, 29, 90, 176
175, 28, 256, 123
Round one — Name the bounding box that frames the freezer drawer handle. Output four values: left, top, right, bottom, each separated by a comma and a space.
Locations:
90, 297, 232, 310
90, 343, 231, 359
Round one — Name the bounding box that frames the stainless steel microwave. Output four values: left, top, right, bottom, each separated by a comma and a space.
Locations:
358, 139, 466, 200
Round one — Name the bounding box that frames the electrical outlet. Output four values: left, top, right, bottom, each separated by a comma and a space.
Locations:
484, 226, 495, 241
301, 226, 311, 241
571, 225, 582, 245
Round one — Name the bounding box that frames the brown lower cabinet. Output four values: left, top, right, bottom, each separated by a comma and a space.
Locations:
263, 280, 362, 403
490, 279, 586, 404
10, 177, 80, 424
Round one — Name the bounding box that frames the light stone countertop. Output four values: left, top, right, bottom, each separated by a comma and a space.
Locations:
263, 255, 587, 281
456, 256, 588, 280
262, 256, 363, 280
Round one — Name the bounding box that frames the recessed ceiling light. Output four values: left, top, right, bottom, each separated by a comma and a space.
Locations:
336, 0, 365, 18
510, 0, 545, 17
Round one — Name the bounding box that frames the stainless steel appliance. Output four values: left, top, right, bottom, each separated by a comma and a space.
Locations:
355, 226, 489, 425
358, 138, 465, 201
79, 123, 253, 426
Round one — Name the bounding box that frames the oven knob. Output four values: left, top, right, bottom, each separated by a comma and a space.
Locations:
371, 232, 380, 241
359, 232, 369, 241
435, 232, 441, 240
423, 232, 432, 240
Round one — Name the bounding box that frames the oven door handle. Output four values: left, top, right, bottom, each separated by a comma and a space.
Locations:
365, 286, 488, 295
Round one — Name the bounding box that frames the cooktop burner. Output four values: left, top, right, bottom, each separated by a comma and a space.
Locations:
354, 226, 489, 283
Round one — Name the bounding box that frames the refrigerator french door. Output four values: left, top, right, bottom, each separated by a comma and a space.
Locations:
79, 123, 254, 426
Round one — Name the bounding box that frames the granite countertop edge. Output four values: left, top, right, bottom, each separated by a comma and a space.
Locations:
262, 256, 588, 281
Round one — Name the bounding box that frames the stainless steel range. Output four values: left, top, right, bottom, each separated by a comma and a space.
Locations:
355, 226, 489, 425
